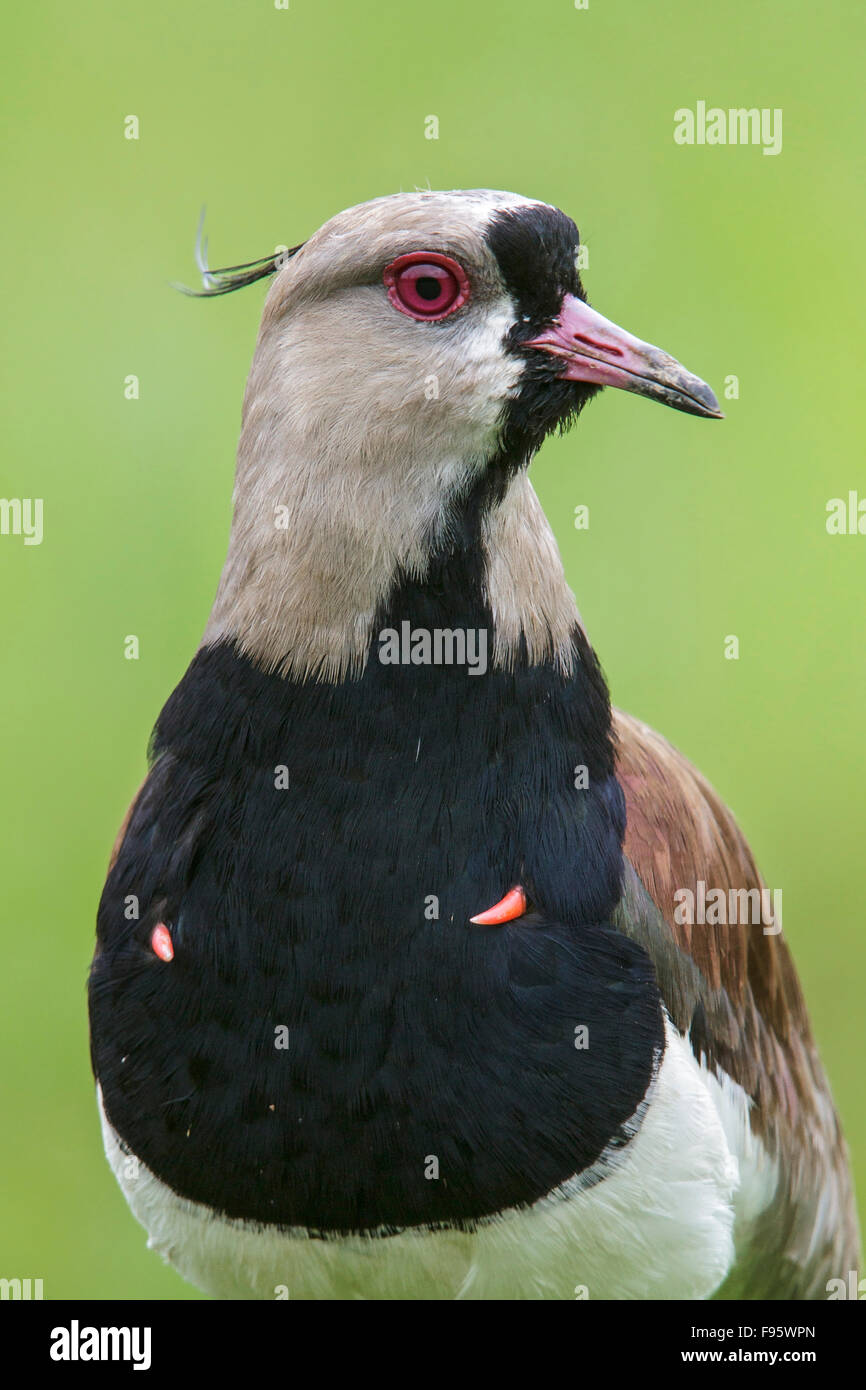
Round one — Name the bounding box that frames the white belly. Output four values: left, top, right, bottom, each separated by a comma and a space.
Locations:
99, 1016, 773, 1299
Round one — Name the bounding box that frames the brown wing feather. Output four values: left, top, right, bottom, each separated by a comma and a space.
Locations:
613, 707, 859, 1296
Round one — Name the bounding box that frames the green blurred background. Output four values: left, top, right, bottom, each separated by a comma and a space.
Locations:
1, 0, 863, 1298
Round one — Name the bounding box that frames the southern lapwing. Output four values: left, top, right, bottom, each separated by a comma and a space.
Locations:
89, 190, 859, 1300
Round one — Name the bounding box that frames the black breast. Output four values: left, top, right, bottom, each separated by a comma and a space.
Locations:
89, 554, 663, 1233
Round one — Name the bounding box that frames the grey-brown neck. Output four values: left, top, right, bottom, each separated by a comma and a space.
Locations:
203, 429, 582, 684
201, 189, 584, 682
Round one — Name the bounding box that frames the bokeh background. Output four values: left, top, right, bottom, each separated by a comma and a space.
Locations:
2, 0, 863, 1298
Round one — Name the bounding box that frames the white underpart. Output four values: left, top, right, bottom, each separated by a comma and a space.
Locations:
99, 1015, 777, 1300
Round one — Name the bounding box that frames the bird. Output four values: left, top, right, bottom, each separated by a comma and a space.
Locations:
89, 189, 859, 1300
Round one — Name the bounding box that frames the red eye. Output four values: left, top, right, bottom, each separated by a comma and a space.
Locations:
383, 252, 470, 321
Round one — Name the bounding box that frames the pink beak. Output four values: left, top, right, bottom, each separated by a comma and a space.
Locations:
525, 294, 722, 420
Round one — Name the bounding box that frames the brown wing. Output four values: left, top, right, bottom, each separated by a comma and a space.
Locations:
612, 708, 859, 1296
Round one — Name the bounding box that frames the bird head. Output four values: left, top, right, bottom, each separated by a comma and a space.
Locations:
216, 189, 720, 461
196, 190, 720, 679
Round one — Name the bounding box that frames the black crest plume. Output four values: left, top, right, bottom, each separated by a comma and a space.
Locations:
174, 209, 304, 298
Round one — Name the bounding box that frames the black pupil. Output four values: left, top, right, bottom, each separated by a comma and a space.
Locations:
415, 275, 443, 301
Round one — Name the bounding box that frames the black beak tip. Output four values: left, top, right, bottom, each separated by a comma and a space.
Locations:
699, 384, 724, 419
671, 378, 724, 420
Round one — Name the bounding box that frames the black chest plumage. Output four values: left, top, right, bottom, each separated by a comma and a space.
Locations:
89, 556, 663, 1233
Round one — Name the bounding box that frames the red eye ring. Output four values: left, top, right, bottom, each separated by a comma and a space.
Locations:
383, 252, 470, 321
